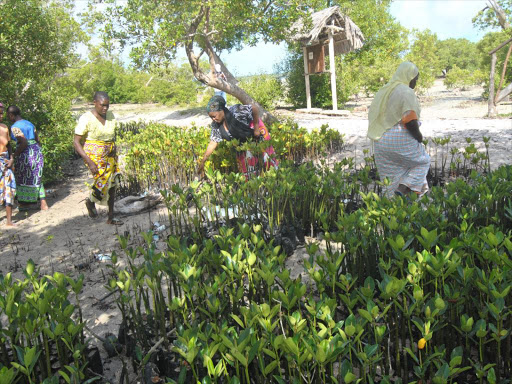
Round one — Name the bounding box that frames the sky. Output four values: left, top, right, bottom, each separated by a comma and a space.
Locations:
222, 0, 490, 76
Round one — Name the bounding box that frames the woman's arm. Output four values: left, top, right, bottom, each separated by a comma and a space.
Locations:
12, 135, 28, 159
251, 104, 260, 137
402, 110, 423, 143
73, 134, 98, 174
7, 139, 13, 169
405, 120, 422, 143
197, 140, 218, 176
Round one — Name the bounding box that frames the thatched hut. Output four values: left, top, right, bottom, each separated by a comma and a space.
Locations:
291, 6, 365, 111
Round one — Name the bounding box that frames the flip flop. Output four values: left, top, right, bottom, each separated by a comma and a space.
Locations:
108, 218, 124, 226
85, 200, 98, 218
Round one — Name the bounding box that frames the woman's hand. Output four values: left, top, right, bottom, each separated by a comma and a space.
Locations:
197, 160, 205, 177
87, 158, 98, 175
198, 141, 218, 177
251, 103, 261, 138
6, 158, 13, 169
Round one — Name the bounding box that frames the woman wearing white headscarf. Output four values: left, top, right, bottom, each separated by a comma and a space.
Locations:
368, 61, 430, 197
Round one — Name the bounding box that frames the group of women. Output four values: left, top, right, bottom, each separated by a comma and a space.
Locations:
1, 61, 429, 227
0, 104, 47, 226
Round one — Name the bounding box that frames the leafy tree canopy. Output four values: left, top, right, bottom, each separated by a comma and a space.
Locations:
0, 0, 86, 103
406, 29, 441, 90
86, 0, 323, 69
437, 38, 479, 72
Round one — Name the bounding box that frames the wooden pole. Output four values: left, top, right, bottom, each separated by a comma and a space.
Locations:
328, 31, 338, 111
303, 46, 312, 109
488, 36, 512, 55
495, 42, 512, 104
488, 52, 497, 117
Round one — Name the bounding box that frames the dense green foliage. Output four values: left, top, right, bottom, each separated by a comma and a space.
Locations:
476, 30, 512, 94
228, 75, 284, 110
444, 65, 486, 90
102, 162, 512, 383
437, 38, 479, 72
0, 266, 96, 383
56, 51, 209, 106
0, 0, 84, 183
116, 120, 344, 193
406, 29, 442, 90
1, 131, 507, 383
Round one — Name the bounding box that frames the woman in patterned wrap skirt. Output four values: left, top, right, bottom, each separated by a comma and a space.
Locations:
7, 105, 48, 211
367, 61, 430, 198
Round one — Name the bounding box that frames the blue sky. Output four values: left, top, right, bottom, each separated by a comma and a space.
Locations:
223, 0, 490, 76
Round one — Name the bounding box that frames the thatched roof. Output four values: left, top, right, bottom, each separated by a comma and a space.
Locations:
291, 6, 364, 55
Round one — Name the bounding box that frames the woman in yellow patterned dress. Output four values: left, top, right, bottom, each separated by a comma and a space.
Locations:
73, 92, 122, 225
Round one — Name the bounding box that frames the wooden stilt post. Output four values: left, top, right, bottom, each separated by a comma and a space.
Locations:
303, 46, 312, 109
488, 52, 497, 117
328, 30, 338, 111
495, 42, 512, 104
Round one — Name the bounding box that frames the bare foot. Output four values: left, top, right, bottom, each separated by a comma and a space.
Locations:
6, 222, 16, 227
40, 200, 49, 210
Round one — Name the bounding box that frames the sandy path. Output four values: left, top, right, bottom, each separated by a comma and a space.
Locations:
0, 79, 510, 382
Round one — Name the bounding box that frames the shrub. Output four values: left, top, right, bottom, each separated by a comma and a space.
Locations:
281, 51, 333, 109
115, 120, 344, 192
229, 74, 284, 110
444, 65, 486, 90
0, 263, 96, 383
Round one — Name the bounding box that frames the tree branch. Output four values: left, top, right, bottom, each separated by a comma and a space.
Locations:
488, 0, 511, 30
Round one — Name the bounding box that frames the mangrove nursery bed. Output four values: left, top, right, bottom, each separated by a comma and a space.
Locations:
1, 161, 511, 384
0, 120, 508, 383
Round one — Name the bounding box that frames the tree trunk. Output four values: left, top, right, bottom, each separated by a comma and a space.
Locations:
184, 6, 277, 125
488, 52, 497, 117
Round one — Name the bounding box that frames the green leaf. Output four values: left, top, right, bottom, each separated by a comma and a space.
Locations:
230, 314, 245, 328
231, 348, 248, 367
58, 370, 71, 384
357, 309, 372, 322
487, 367, 496, 384
26, 259, 35, 277
264, 360, 278, 376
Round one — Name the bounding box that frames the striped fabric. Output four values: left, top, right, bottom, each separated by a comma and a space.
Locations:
374, 124, 430, 197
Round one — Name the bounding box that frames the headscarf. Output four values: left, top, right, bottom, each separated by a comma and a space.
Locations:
206, 95, 225, 113
206, 95, 253, 142
367, 61, 421, 141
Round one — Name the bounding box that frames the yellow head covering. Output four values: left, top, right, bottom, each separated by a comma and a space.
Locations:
367, 61, 420, 140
